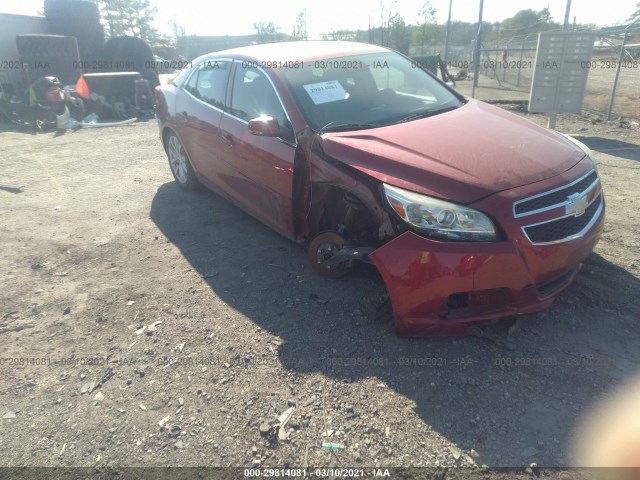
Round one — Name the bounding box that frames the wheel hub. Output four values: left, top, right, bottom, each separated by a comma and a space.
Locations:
307, 232, 348, 278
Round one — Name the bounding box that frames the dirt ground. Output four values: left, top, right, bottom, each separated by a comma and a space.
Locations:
0, 105, 639, 478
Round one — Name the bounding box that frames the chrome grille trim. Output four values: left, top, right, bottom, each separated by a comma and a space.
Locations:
521, 192, 603, 245
513, 170, 598, 218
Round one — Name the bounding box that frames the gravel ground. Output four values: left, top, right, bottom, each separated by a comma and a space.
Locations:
0, 108, 638, 478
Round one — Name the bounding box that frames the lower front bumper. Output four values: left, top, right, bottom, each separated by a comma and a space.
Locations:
369, 227, 602, 336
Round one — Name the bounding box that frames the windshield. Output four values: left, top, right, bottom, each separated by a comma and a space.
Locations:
281, 52, 463, 131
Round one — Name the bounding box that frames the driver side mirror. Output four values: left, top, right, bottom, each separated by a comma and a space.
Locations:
248, 115, 280, 137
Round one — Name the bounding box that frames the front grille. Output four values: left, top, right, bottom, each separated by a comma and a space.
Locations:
514, 171, 598, 216
523, 193, 602, 244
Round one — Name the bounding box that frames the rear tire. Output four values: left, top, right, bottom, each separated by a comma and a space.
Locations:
166, 132, 199, 190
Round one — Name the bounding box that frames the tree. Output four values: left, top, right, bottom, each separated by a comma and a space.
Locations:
628, 2, 640, 21
89, 0, 159, 43
501, 9, 542, 36
169, 20, 186, 43
537, 7, 553, 25
253, 20, 282, 42
388, 13, 411, 54
488, 8, 559, 42
253, 21, 280, 36
433, 21, 485, 46
126, 1, 158, 41
415, 0, 437, 48
378, 0, 393, 46
322, 29, 358, 41
292, 9, 308, 40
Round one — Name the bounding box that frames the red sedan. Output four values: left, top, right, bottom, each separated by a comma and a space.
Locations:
155, 41, 605, 335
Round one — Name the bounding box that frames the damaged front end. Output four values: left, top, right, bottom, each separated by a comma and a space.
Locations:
295, 130, 395, 278
369, 232, 567, 336
299, 133, 604, 337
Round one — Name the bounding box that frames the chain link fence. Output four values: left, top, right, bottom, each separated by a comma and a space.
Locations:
411, 25, 640, 119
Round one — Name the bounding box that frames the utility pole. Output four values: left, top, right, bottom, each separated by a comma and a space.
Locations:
563, 0, 572, 31
608, 17, 640, 119
471, 0, 484, 98
443, 0, 453, 64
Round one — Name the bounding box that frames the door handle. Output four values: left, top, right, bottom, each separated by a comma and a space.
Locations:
178, 111, 189, 124
221, 133, 234, 146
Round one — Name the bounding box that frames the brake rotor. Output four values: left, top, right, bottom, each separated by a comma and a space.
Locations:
307, 232, 349, 278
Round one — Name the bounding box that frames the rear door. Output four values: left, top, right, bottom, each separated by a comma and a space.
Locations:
174, 59, 232, 191
217, 62, 297, 238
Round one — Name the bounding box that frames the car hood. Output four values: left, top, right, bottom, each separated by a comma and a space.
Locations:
319, 99, 585, 204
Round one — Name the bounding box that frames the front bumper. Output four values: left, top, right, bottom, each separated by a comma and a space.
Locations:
369, 213, 604, 336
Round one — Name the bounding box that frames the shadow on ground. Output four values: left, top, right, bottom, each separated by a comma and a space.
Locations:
574, 136, 640, 162
150, 181, 640, 466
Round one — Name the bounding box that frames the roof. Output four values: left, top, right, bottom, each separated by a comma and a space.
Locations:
194, 40, 391, 63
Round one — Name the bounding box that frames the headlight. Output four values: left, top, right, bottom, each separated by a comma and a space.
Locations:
383, 184, 498, 241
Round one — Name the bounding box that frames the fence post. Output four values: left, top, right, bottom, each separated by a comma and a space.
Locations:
503, 45, 507, 82
472, 0, 484, 98
607, 31, 629, 120
517, 46, 524, 86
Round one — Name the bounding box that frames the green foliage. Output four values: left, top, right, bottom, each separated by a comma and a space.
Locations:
88, 0, 159, 43
317, 4, 567, 52
292, 9, 308, 40
253, 21, 281, 36
436, 21, 489, 46
322, 30, 359, 41
412, 23, 438, 48
414, 1, 437, 47
418, 1, 436, 24
169, 20, 186, 43
629, 2, 640, 21
387, 13, 411, 54
490, 8, 560, 40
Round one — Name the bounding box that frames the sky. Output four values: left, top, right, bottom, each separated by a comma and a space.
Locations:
1, 0, 638, 38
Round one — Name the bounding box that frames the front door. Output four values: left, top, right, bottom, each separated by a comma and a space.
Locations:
218, 62, 296, 238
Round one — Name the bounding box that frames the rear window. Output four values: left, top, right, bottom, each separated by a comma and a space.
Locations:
183, 60, 230, 110
169, 65, 192, 87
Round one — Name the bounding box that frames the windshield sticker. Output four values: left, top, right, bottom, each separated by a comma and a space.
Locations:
303, 80, 348, 104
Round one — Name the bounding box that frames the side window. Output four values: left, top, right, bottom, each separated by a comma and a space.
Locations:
184, 69, 200, 99
197, 60, 229, 109
230, 65, 287, 125
183, 60, 230, 109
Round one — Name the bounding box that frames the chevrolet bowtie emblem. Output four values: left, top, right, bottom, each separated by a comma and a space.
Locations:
565, 192, 589, 217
